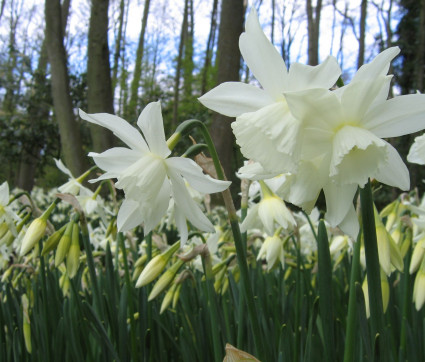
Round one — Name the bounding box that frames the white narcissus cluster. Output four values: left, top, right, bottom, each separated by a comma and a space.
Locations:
80, 101, 231, 245
200, 8, 425, 239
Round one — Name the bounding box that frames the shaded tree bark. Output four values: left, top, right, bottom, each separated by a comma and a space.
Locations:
306, 0, 322, 65
17, 0, 70, 190
209, 0, 244, 181
111, 0, 126, 92
87, 0, 115, 151
416, 0, 425, 91
45, 0, 87, 176
358, 0, 368, 68
201, 0, 218, 94
172, 0, 190, 127
127, 0, 150, 120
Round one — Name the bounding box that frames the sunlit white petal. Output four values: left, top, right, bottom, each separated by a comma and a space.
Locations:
79, 109, 148, 152
198, 82, 274, 117
137, 101, 170, 158
408, 133, 425, 165
239, 8, 287, 97
166, 157, 231, 193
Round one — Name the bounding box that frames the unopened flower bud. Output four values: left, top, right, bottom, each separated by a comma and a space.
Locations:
160, 283, 177, 314
148, 259, 184, 301
136, 241, 180, 288
22, 294, 32, 354
413, 257, 425, 310
410, 237, 425, 274
20, 218, 47, 256
41, 224, 67, 256
66, 224, 81, 278
55, 222, 74, 267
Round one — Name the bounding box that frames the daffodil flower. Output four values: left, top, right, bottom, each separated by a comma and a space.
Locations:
241, 180, 295, 235
199, 8, 341, 174
407, 133, 425, 165
280, 47, 425, 238
0, 181, 19, 236
79, 101, 231, 245
54, 158, 92, 196
257, 233, 285, 271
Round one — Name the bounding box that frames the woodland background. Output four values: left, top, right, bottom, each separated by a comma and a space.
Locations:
0, 0, 424, 205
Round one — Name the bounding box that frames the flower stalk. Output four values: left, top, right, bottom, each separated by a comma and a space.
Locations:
171, 118, 264, 358
359, 180, 389, 361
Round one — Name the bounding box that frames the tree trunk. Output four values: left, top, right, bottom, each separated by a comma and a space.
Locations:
183, 0, 194, 101
271, 0, 275, 43
17, 0, 71, 190
201, 0, 218, 94
87, 0, 115, 152
209, 0, 244, 181
357, 0, 367, 68
111, 0, 126, 93
416, 0, 425, 92
306, 0, 322, 65
172, 0, 189, 127
45, 0, 87, 176
127, 0, 151, 120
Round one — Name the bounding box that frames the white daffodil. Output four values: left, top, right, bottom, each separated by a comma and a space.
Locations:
0, 181, 19, 236
54, 158, 92, 196
257, 234, 285, 271
199, 8, 341, 174
79, 101, 231, 245
76, 187, 111, 225
241, 180, 295, 235
407, 133, 425, 165
281, 47, 425, 238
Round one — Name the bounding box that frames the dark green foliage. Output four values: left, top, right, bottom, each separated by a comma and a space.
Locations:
2, 236, 425, 361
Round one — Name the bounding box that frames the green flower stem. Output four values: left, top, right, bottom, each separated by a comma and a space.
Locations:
118, 232, 137, 359
169, 119, 263, 358
343, 231, 362, 362
144, 232, 153, 361
146, 231, 153, 261
317, 219, 335, 362
399, 229, 412, 360
359, 180, 388, 361
75, 165, 98, 184
237, 179, 250, 347
201, 246, 222, 362
79, 212, 104, 317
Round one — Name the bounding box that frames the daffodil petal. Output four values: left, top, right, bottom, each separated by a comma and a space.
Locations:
240, 203, 261, 233
174, 204, 189, 246
341, 76, 390, 121
168, 168, 214, 233
137, 101, 171, 158
54, 158, 74, 178
284, 88, 342, 131
375, 142, 410, 190
166, 157, 231, 194
351, 46, 400, 82
408, 133, 425, 165
142, 179, 171, 234
337, 205, 359, 240
364, 94, 425, 137
239, 8, 287, 97
286, 55, 341, 91
237, 162, 280, 181
117, 199, 143, 232
330, 126, 386, 186
88, 148, 141, 175
323, 181, 357, 228
79, 109, 149, 153
0, 182, 9, 206
198, 82, 274, 117
232, 102, 300, 173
